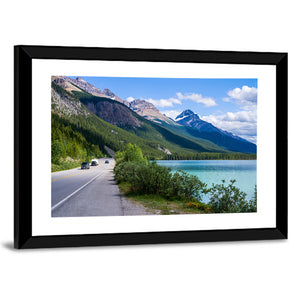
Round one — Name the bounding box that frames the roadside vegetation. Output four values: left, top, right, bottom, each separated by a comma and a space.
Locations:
51, 113, 103, 172
51, 158, 82, 172
114, 143, 257, 214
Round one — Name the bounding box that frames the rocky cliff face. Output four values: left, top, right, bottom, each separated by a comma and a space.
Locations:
65, 77, 108, 98
52, 76, 82, 94
84, 100, 141, 128
130, 99, 176, 125
51, 83, 89, 117
103, 88, 129, 107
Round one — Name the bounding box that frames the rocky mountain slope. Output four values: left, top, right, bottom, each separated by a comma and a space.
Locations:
53, 76, 129, 106
129, 99, 176, 125
82, 97, 141, 128
51, 81, 89, 117
102, 88, 129, 107
66, 77, 129, 106
175, 110, 256, 153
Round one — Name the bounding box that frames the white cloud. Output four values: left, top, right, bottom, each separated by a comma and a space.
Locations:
176, 92, 217, 107
147, 97, 182, 107
210, 85, 258, 143
141, 92, 217, 108
201, 110, 257, 144
227, 85, 257, 108
222, 110, 257, 123
126, 96, 135, 102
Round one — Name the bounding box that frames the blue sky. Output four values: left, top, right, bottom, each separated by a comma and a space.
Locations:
72, 76, 258, 144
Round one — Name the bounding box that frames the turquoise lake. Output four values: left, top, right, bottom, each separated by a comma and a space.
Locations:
156, 160, 257, 203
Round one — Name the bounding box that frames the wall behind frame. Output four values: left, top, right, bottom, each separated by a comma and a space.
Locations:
0, 1, 297, 300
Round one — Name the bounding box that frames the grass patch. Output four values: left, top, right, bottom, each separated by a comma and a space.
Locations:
118, 182, 211, 215
51, 159, 81, 172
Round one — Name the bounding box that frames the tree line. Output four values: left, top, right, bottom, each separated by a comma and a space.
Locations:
51, 113, 103, 165
163, 152, 256, 160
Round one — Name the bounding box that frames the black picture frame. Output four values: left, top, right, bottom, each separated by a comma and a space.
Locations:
14, 45, 288, 249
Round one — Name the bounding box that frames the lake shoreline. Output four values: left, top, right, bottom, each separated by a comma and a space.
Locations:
159, 158, 257, 161
156, 159, 257, 203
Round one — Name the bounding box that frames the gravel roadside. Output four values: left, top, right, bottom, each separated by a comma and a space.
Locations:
121, 195, 160, 216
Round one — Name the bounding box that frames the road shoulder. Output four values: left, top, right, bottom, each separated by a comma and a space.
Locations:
121, 194, 160, 216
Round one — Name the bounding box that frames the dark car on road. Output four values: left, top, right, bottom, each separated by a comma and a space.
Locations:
105, 160, 109, 164
91, 161, 98, 166
81, 162, 90, 169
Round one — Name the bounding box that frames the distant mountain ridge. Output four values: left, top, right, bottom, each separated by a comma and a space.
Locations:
102, 88, 130, 107
52, 76, 129, 106
176, 109, 225, 132
129, 99, 176, 125
54, 76, 107, 97
174, 110, 256, 153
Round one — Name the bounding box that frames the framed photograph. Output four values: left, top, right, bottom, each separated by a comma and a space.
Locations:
14, 45, 287, 249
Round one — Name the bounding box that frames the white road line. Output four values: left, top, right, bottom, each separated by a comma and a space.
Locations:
51, 171, 105, 212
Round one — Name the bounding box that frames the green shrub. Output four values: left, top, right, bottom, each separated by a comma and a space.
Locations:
248, 185, 257, 212
208, 179, 254, 213
170, 170, 207, 201
114, 161, 208, 202
130, 162, 173, 195
114, 162, 143, 184
115, 143, 148, 165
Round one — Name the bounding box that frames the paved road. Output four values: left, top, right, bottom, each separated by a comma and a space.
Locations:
51, 158, 124, 217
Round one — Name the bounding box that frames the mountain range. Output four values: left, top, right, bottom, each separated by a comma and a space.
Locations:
51, 76, 256, 158
174, 110, 256, 153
